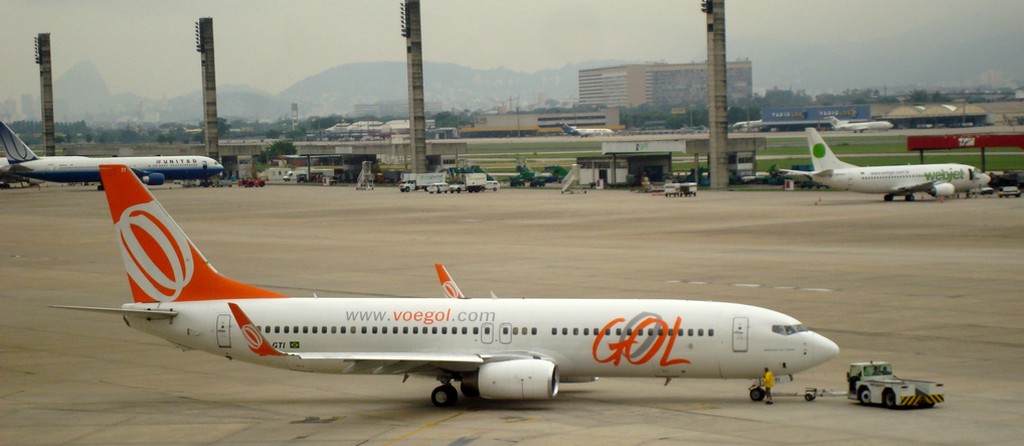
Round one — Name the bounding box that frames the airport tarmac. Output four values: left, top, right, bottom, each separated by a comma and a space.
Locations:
2, 184, 1023, 445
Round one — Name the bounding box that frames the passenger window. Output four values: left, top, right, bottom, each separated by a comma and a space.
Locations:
303, 326, 309, 334
311, 326, 317, 334
698, 329, 704, 336
484, 326, 491, 335
688, 329, 694, 336
473, 327, 479, 335
442, 327, 448, 334
462, 327, 468, 335
432, 327, 438, 334
372, 327, 378, 334
531, 328, 537, 335
275, 326, 280, 334
339, 326, 346, 334
403, 327, 409, 334
264, 326, 271, 334
562, 328, 568, 335
392, 327, 399, 334
648, 329, 655, 336
331, 326, 337, 334
708, 329, 715, 337
573, 328, 579, 336
502, 326, 509, 335
284, 326, 290, 334
513, 327, 520, 335
361, 326, 367, 334
583, 328, 590, 336
551, 327, 557, 335
322, 326, 327, 334
413, 327, 419, 334
616, 328, 622, 336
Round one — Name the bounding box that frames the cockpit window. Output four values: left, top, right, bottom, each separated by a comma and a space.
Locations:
771, 324, 809, 336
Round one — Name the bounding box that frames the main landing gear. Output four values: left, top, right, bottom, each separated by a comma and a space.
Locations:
431, 383, 458, 407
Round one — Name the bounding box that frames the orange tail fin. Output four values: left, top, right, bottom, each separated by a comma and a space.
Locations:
99, 164, 285, 303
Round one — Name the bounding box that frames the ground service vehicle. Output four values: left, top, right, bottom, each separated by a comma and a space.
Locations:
400, 173, 447, 192
998, 186, 1021, 198
848, 361, 944, 409
427, 182, 450, 194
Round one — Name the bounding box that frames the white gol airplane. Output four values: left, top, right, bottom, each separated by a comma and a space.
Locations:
51, 165, 839, 407
826, 116, 893, 133
0, 121, 224, 189
560, 123, 614, 137
782, 128, 990, 202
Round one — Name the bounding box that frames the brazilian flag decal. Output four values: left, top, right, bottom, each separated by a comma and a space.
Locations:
290, 341, 300, 349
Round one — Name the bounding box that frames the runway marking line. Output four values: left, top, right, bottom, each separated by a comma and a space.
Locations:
384, 411, 464, 445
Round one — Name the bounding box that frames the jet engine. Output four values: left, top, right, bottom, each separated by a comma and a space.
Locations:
931, 182, 955, 197
141, 172, 165, 185
461, 359, 558, 400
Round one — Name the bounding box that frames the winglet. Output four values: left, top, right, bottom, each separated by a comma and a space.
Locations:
434, 263, 466, 299
228, 303, 286, 356
99, 164, 285, 303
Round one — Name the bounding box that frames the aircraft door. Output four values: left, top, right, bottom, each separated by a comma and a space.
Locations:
732, 317, 748, 353
481, 323, 494, 344
498, 323, 513, 344
216, 313, 231, 348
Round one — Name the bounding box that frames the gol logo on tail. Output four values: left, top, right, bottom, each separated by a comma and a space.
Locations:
115, 201, 194, 302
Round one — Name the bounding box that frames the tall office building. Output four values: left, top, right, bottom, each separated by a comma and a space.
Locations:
579, 61, 751, 108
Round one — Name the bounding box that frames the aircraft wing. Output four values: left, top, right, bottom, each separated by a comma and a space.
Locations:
228, 302, 544, 375
280, 351, 548, 375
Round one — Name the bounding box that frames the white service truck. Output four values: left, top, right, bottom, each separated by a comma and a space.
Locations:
399, 172, 447, 192
450, 173, 488, 193
848, 361, 944, 409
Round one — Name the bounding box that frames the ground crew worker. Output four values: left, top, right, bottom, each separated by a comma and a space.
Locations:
763, 367, 775, 405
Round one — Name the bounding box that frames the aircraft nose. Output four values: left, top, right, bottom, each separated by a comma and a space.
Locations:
980, 173, 991, 185
814, 333, 840, 363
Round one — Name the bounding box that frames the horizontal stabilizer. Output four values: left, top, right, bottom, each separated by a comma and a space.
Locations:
48, 305, 178, 319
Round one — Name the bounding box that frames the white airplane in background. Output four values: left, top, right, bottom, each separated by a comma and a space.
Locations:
826, 116, 894, 133
51, 165, 839, 407
560, 123, 614, 137
783, 128, 990, 201
1, 121, 224, 189
732, 120, 763, 132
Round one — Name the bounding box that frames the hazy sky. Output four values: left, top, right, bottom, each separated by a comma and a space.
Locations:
3, 0, 1023, 101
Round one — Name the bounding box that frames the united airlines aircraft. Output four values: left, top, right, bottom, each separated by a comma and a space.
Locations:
52, 165, 839, 407
1, 121, 223, 188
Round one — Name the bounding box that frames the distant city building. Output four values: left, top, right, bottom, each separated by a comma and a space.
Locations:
579, 61, 753, 108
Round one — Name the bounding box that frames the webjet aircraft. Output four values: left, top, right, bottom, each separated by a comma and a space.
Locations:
826, 116, 894, 133
52, 165, 839, 407
784, 128, 990, 201
0, 121, 224, 189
